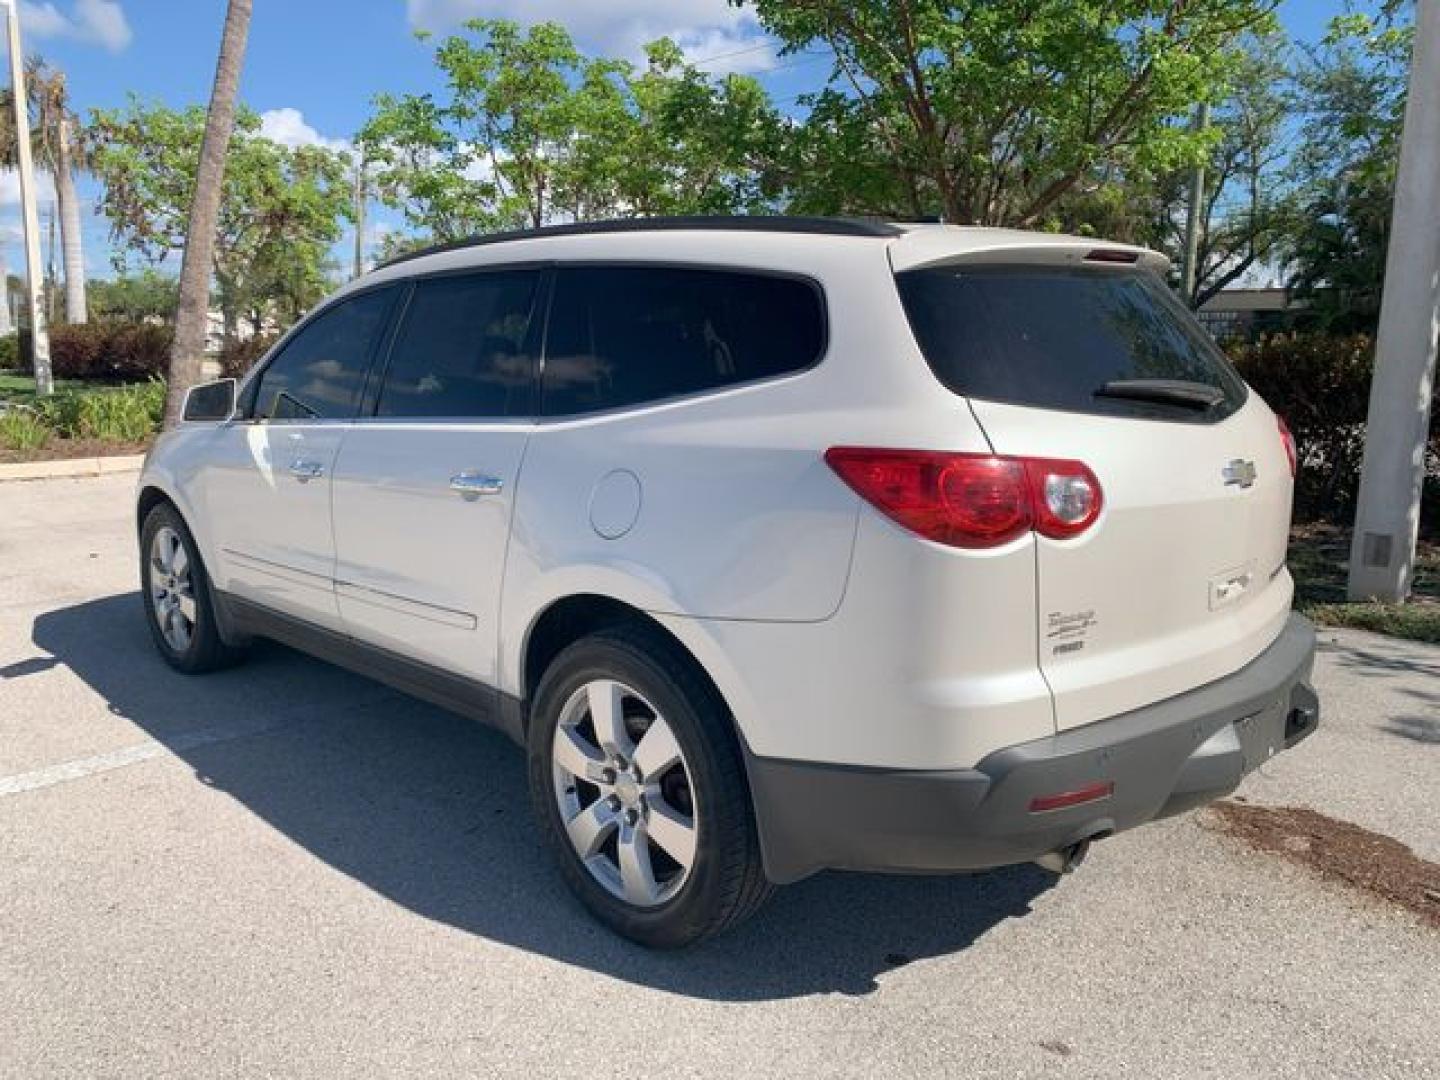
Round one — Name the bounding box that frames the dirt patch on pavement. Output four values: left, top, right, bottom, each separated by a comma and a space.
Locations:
1206, 800, 1440, 928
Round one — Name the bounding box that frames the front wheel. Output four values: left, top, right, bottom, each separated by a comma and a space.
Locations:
527, 625, 772, 948
140, 502, 245, 674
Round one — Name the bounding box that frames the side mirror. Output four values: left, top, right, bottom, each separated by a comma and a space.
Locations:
181, 379, 237, 423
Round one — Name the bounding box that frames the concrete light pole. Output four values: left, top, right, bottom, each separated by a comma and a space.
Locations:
1347, 0, 1440, 602
1, 0, 52, 395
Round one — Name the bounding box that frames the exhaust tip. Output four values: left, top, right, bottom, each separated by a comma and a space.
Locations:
1034, 839, 1092, 875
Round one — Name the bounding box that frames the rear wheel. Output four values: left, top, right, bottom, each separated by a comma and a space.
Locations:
527, 625, 772, 948
140, 502, 246, 674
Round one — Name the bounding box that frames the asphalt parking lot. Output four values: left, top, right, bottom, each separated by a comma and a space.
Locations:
2, 473, 1437, 1079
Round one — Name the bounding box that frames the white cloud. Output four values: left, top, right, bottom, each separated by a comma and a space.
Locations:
406, 0, 775, 73
20, 0, 132, 53
0, 168, 58, 207
258, 108, 351, 154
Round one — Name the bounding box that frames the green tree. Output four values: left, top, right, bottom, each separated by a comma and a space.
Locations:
750, 0, 1278, 226
358, 19, 782, 243
1129, 35, 1299, 306
88, 270, 180, 323
88, 100, 353, 341
1285, 7, 1413, 332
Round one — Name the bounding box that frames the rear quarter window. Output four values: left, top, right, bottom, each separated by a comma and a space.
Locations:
542, 265, 825, 416
895, 266, 1247, 422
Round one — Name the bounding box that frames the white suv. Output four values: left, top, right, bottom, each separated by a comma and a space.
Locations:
137, 217, 1319, 947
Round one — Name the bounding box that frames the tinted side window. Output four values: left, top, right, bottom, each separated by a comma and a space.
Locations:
896, 267, 1246, 421
543, 266, 824, 416
252, 288, 395, 420
375, 271, 540, 419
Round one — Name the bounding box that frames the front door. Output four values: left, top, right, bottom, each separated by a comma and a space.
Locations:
330, 269, 543, 684
197, 286, 399, 630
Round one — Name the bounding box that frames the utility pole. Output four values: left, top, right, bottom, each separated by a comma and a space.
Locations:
1179, 102, 1210, 307
352, 156, 366, 279
1348, 0, 1440, 602
1, 0, 52, 394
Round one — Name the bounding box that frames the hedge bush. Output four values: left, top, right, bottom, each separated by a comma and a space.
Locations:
0, 332, 21, 370
49, 322, 173, 380
1227, 333, 1439, 523
218, 333, 279, 380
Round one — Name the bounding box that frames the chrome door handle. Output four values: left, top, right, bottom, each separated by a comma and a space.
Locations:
288, 459, 325, 482
449, 471, 504, 497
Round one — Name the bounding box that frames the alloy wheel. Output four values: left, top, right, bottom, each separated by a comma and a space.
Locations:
551, 679, 698, 907
148, 525, 196, 653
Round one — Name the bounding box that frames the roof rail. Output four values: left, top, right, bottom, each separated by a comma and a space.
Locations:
376, 216, 903, 269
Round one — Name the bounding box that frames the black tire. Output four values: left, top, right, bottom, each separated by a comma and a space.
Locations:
139, 501, 246, 674
527, 624, 773, 948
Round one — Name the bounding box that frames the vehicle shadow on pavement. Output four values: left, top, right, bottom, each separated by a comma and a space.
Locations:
30, 593, 1055, 1000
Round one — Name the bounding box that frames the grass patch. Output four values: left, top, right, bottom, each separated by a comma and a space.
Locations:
1290, 524, 1440, 644
0, 372, 94, 402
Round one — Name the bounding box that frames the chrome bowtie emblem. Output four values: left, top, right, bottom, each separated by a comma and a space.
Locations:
1222, 459, 1258, 488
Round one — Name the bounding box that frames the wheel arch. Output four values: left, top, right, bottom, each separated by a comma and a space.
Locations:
522, 594, 710, 706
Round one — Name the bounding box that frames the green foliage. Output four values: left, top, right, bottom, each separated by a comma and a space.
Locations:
0, 332, 19, 370
87, 101, 353, 337
1285, 7, 1414, 332
1228, 333, 1439, 521
358, 20, 782, 240
750, 0, 1277, 225
48, 321, 173, 380
88, 270, 180, 323
33, 379, 165, 442
0, 409, 50, 453
217, 333, 278, 380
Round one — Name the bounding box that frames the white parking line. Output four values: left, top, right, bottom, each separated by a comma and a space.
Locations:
0, 697, 391, 798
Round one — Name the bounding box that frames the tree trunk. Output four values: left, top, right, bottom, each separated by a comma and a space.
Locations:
164, 0, 252, 428
54, 116, 87, 324
0, 253, 11, 336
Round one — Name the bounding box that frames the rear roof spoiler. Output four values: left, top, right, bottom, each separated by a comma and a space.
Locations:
887, 225, 1169, 276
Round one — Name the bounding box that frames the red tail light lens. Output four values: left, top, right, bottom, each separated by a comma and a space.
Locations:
825, 448, 1103, 548
1276, 414, 1297, 477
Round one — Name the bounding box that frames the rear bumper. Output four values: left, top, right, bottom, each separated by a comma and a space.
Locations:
745, 612, 1318, 884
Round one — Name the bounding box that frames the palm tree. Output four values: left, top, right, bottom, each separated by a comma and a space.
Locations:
165, 0, 252, 428
31, 62, 87, 324
0, 58, 88, 324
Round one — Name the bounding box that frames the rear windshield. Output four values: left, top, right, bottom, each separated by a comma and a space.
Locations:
895, 266, 1246, 422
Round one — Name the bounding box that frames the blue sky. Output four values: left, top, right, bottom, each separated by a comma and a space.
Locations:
1, 0, 1356, 281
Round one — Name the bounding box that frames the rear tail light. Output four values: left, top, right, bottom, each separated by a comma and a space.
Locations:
825, 447, 1103, 549
1276, 415, 1297, 477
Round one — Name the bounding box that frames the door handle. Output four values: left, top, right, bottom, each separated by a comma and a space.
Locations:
288, 459, 325, 483
449, 471, 504, 498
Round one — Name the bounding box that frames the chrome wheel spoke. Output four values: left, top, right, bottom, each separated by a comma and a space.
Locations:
554, 726, 608, 784
645, 802, 696, 869
176, 592, 197, 624
586, 679, 630, 756
566, 799, 619, 858
632, 718, 681, 782
617, 822, 660, 906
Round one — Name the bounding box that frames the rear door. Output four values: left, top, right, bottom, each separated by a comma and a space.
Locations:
329, 268, 543, 685
896, 261, 1295, 729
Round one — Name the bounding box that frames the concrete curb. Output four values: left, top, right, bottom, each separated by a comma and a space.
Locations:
0, 453, 145, 483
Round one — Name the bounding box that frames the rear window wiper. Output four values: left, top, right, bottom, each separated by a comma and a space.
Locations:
1093, 378, 1226, 411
